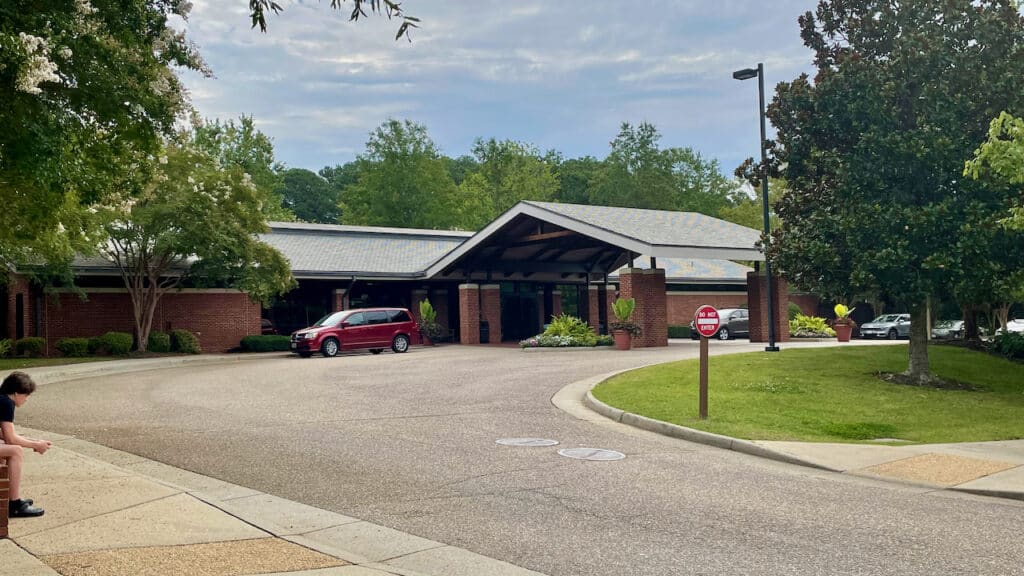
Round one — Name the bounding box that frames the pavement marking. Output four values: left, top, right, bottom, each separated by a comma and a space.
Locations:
860, 453, 1018, 486
41, 537, 346, 576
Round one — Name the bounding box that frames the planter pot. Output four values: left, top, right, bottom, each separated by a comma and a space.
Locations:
613, 330, 633, 351
834, 323, 854, 342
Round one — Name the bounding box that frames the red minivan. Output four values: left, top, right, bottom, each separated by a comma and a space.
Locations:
290, 307, 421, 358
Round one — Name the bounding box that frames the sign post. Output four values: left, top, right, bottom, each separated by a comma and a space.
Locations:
694, 305, 720, 420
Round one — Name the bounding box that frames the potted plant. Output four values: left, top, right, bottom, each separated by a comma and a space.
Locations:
833, 303, 856, 342
610, 297, 642, 350
418, 299, 444, 346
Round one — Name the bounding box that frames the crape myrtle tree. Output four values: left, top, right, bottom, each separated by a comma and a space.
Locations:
0, 0, 208, 272
99, 139, 296, 352
767, 0, 1024, 383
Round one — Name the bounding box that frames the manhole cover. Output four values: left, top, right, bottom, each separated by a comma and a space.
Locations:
496, 438, 560, 447
557, 448, 625, 461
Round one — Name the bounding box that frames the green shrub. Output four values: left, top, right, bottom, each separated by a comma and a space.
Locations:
543, 314, 597, 346
148, 331, 172, 353
15, 337, 46, 358
992, 332, 1024, 360
94, 332, 133, 355
668, 325, 691, 339
240, 335, 291, 352
789, 314, 836, 338
0, 338, 13, 358
595, 334, 614, 346
788, 302, 803, 321
171, 329, 202, 354
56, 337, 91, 357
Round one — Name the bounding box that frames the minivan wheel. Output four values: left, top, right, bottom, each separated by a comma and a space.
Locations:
887, 328, 898, 340
392, 334, 410, 353
321, 337, 340, 357
717, 327, 730, 340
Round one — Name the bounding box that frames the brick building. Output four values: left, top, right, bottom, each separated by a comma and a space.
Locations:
5, 201, 814, 354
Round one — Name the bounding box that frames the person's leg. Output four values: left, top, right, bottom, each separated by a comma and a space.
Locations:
0, 444, 23, 500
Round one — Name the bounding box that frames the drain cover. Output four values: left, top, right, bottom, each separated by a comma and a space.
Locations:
557, 448, 625, 461
496, 438, 559, 447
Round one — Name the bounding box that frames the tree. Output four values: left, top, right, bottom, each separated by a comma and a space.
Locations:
552, 156, 603, 205
467, 138, 559, 218
99, 141, 295, 352
0, 0, 207, 271
966, 112, 1024, 231
342, 119, 461, 228
718, 179, 784, 232
591, 122, 676, 210
767, 0, 1024, 384
666, 147, 743, 216
191, 116, 293, 221
278, 168, 341, 224
247, 0, 419, 38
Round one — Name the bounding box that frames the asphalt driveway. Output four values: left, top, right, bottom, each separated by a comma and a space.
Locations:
21, 342, 1024, 576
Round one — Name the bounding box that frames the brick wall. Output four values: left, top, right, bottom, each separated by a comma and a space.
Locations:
43, 290, 260, 354
459, 284, 480, 345
587, 286, 601, 332
747, 272, 790, 343
788, 293, 821, 316
332, 289, 348, 311
481, 285, 502, 344
6, 274, 35, 340
666, 293, 748, 327
619, 269, 668, 348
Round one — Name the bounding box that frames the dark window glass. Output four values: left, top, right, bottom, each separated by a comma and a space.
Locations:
346, 312, 366, 326
388, 309, 411, 322
366, 311, 389, 325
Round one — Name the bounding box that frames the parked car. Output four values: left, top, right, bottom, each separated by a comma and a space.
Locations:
261, 318, 277, 335
931, 320, 964, 340
290, 307, 421, 358
689, 308, 749, 340
859, 313, 911, 339
995, 319, 1024, 335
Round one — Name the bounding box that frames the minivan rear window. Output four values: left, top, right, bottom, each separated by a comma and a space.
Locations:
388, 309, 412, 322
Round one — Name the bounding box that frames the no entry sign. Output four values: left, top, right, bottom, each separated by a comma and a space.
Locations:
694, 305, 721, 338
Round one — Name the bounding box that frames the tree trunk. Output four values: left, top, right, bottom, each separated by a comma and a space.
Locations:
962, 305, 981, 342
904, 301, 932, 384
995, 303, 1010, 333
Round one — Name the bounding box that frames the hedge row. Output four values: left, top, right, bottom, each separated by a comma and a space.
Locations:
49, 330, 201, 357
240, 335, 291, 352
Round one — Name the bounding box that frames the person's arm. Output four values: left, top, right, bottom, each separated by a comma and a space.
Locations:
0, 421, 49, 453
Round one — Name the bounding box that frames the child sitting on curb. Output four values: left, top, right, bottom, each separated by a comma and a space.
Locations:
1, 371, 51, 518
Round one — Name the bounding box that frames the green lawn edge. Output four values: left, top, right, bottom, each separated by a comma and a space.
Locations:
591, 345, 1024, 444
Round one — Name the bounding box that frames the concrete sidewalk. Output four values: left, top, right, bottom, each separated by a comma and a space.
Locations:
568, 374, 1024, 502
4, 427, 547, 576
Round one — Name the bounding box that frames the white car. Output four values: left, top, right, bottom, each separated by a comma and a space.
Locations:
998, 319, 1024, 334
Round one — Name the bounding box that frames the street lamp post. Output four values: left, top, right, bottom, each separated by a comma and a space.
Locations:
733, 63, 780, 352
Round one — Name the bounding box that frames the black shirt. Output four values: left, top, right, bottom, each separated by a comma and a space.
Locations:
0, 395, 14, 424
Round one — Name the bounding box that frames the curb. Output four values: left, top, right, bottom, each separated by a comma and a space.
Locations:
3, 352, 290, 385
582, 389, 837, 471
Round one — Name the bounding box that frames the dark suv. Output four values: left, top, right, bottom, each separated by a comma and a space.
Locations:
290, 307, 421, 358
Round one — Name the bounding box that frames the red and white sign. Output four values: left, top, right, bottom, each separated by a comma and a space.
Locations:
694, 305, 721, 338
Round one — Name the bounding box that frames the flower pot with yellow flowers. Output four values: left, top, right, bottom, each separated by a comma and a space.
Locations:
833, 304, 856, 342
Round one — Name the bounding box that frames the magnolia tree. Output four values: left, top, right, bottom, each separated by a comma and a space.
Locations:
99, 142, 295, 351
767, 0, 1024, 384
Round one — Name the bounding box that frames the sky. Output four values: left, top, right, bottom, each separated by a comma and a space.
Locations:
178, 1, 820, 178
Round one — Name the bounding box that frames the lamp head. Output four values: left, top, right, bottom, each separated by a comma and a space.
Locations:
733, 68, 758, 81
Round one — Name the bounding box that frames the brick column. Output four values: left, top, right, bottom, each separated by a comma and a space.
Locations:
747, 271, 790, 343
587, 286, 601, 333
0, 459, 8, 538
619, 268, 668, 347
459, 284, 481, 345
481, 284, 502, 344
332, 289, 348, 312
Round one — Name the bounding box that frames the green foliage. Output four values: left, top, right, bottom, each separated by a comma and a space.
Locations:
991, 333, 1024, 360
148, 332, 172, 353
99, 142, 295, 352
277, 168, 341, 224
767, 0, 1024, 379
171, 330, 202, 354
0, 339, 12, 358
539, 314, 598, 346
56, 338, 91, 357
465, 138, 559, 222
966, 112, 1024, 231
668, 325, 691, 339
787, 302, 803, 321
611, 298, 636, 322
417, 299, 445, 341
789, 315, 837, 338
15, 337, 45, 358
418, 299, 437, 325
240, 335, 292, 352
0, 1, 207, 270
247, 0, 419, 39
92, 332, 133, 356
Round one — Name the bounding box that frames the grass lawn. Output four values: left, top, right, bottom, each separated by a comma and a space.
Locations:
0, 357, 117, 371
592, 345, 1024, 444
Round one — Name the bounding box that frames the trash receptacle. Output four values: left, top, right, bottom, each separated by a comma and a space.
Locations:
479, 320, 490, 344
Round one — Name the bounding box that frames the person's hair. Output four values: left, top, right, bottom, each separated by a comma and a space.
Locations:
0, 371, 37, 395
